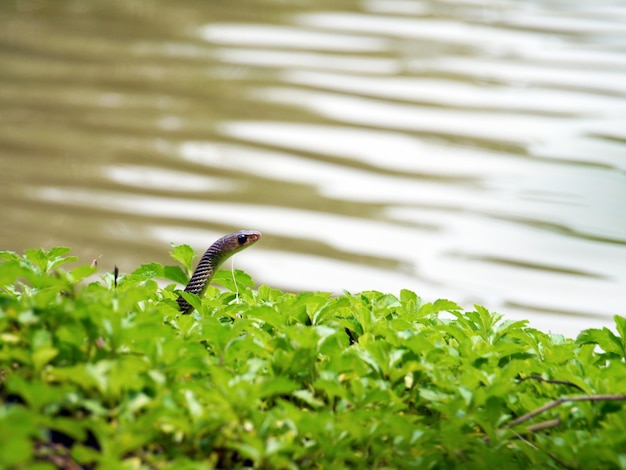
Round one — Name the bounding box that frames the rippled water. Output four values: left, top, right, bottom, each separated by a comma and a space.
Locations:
1, 0, 625, 337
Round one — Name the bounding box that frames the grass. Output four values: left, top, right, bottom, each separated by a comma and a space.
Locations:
1, 246, 626, 469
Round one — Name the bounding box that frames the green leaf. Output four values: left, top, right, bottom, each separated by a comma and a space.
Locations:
0, 258, 24, 287
131, 263, 163, 280
32, 346, 59, 372
6, 375, 66, 411
0, 250, 19, 262
46, 247, 78, 271
0, 409, 34, 466
23, 248, 48, 273
418, 298, 463, 316
577, 327, 624, 358
293, 389, 324, 409
400, 289, 418, 306
213, 269, 255, 291
183, 389, 204, 422
163, 265, 188, 285
614, 315, 626, 343
68, 264, 98, 283
23, 247, 76, 273
256, 377, 299, 399
170, 243, 196, 274
71, 444, 100, 465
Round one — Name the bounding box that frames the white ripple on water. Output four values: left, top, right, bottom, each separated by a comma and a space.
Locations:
217, 121, 626, 240
280, 70, 623, 115
198, 24, 389, 52
178, 135, 626, 274
514, 46, 626, 69
104, 165, 238, 193
179, 139, 506, 210
295, 12, 556, 52
211, 48, 399, 74
362, 0, 430, 15
249, 86, 588, 145
494, 9, 626, 34
219, 121, 526, 177
416, 57, 626, 96
382, 206, 624, 335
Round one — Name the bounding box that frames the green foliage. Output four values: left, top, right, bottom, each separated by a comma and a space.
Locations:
1, 247, 626, 469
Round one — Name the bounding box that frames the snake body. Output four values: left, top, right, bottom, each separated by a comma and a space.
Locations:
177, 230, 261, 313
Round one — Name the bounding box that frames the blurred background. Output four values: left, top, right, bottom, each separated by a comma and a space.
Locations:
1, 0, 625, 337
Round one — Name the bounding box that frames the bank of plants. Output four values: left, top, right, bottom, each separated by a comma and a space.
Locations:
1, 246, 625, 469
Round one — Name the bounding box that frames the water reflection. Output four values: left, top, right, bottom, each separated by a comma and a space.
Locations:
2, 0, 625, 338
105, 165, 238, 193
281, 70, 623, 114
296, 12, 553, 52
426, 57, 626, 96
200, 24, 390, 52
211, 48, 398, 74
249, 86, 596, 144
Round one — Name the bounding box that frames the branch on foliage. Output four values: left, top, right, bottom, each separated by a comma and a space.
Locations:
511, 431, 574, 470
518, 375, 585, 393
504, 394, 626, 430
505, 395, 626, 470
524, 418, 560, 433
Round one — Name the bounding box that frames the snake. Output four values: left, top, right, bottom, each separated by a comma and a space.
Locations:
177, 230, 262, 313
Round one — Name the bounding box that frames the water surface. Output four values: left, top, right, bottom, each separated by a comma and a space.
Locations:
1, 0, 625, 337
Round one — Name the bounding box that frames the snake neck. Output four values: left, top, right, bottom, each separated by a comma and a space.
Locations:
176, 230, 261, 314
176, 243, 227, 314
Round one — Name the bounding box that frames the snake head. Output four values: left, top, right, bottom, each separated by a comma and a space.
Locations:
210, 230, 262, 276
232, 230, 262, 250
214, 230, 262, 262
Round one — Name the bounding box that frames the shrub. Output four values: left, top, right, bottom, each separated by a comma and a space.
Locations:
1, 247, 625, 469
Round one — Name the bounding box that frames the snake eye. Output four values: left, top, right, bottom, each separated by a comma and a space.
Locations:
237, 234, 248, 245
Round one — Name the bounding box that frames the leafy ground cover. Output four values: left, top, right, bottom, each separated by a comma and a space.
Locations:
1, 247, 625, 469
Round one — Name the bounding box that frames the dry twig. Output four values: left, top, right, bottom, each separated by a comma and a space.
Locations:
518, 375, 585, 393
504, 394, 626, 429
